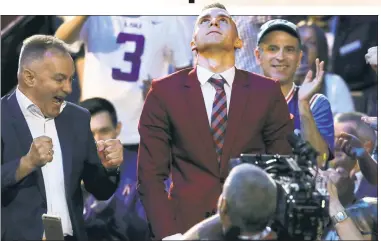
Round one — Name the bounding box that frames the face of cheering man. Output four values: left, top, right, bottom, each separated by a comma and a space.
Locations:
255, 30, 303, 85
191, 7, 242, 53
20, 49, 74, 118
90, 111, 121, 142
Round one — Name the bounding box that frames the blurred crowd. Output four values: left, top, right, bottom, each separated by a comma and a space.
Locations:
1, 16, 378, 116
1, 14, 378, 240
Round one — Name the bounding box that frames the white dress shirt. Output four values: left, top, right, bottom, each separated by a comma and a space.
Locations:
196, 65, 235, 125
15, 87, 73, 236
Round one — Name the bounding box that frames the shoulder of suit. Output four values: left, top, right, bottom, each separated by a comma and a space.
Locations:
1, 94, 11, 114
63, 102, 91, 119
1, 93, 11, 103
1, 92, 16, 110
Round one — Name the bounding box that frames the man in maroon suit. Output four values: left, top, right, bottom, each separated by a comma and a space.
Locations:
137, 3, 294, 240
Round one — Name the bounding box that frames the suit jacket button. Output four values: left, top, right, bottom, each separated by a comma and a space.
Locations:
220, 178, 225, 184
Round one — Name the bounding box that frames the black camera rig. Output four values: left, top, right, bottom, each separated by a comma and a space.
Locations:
229, 134, 330, 240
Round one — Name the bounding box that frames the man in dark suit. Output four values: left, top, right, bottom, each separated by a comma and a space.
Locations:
1, 34, 123, 241
137, 3, 294, 240
79, 97, 150, 241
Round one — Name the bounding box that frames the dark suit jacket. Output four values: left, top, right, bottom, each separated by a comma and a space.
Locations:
137, 67, 294, 239
83, 149, 150, 241
1, 91, 119, 241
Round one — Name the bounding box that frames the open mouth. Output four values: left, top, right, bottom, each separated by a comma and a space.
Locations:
53, 96, 65, 105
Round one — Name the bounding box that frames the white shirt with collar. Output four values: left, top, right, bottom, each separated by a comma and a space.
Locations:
15, 87, 73, 236
196, 65, 235, 125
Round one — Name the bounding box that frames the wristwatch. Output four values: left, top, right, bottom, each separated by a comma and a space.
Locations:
331, 210, 348, 225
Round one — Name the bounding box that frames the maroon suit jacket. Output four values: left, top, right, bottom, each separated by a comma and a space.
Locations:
137, 67, 293, 239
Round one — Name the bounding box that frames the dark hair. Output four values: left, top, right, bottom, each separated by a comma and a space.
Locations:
298, 23, 329, 95
19, 34, 69, 68
202, 2, 227, 11
79, 97, 118, 127
307, 24, 329, 72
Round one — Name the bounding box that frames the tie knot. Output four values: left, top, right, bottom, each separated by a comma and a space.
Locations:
209, 77, 225, 90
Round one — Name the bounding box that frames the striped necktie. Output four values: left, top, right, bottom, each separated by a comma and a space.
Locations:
209, 77, 228, 163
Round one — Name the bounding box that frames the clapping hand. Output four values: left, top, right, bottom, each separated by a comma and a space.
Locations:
298, 59, 324, 102
96, 139, 123, 169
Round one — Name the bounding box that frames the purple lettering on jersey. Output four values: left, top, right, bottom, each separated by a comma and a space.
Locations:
112, 32, 145, 82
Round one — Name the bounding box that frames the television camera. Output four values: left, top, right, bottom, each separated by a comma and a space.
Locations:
229, 134, 330, 240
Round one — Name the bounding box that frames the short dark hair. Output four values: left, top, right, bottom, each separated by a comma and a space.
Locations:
296, 23, 329, 96
18, 34, 69, 69
297, 23, 329, 71
79, 98, 118, 127
202, 2, 227, 11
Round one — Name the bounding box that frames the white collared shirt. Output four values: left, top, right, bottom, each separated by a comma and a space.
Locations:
196, 65, 235, 125
15, 87, 73, 236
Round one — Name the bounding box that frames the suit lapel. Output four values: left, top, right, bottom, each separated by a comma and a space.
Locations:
55, 110, 73, 198
7, 92, 47, 201
220, 69, 250, 174
184, 68, 219, 174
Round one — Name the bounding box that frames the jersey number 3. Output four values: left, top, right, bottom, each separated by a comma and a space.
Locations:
112, 32, 145, 82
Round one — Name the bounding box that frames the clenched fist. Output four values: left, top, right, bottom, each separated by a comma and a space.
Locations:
96, 139, 123, 169
26, 136, 54, 168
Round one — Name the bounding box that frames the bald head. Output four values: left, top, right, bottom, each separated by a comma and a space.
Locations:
220, 164, 277, 233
